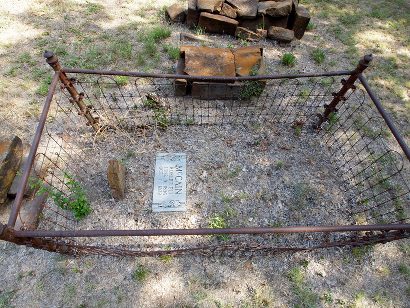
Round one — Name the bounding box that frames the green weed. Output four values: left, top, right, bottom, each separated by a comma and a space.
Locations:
163, 44, 180, 60
291, 182, 316, 209
322, 292, 333, 304
221, 193, 234, 204
240, 64, 264, 99
311, 48, 325, 64
114, 76, 129, 86
288, 267, 304, 285
352, 245, 373, 260
298, 88, 310, 99
132, 264, 149, 282
153, 108, 169, 129
36, 75, 52, 96
112, 40, 133, 59
275, 161, 284, 170
0, 290, 15, 307
306, 21, 315, 31
281, 52, 296, 67
31, 173, 91, 220
194, 26, 205, 36
398, 264, 410, 279
287, 267, 319, 307
227, 166, 241, 179
209, 214, 229, 241
85, 1, 104, 14
159, 254, 173, 263
145, 26, 171, 42
294, 125, 302, 136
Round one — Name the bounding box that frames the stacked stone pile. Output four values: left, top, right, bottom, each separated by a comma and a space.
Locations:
166, 0, 311, 42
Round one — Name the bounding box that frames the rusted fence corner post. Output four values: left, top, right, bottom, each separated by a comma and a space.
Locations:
315, 54, 373, 129
0, 223, 73, 255
43, 51, 100, 131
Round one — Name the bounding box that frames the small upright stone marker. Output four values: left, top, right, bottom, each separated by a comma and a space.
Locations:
107, 159, 126, 200
0, 136, 23, 204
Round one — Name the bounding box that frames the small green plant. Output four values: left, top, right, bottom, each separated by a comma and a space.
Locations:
159, 254, 173, 263
311, 48, 325, 64
287, 267, 319, 307
322, 292, 333, 304
300, 259, 309, 268
227, 43, 234, 49
373, 291, 389, 305
275, 160, 284, 170
398, 263, 410, 278
194, 26, 205, 36
146, 26, 171, 42
163, 44, 180, 60
85, 1, 104, 14
327, 112, 339, 127
227, 166, 241, 178
185, 118, 195, 125
240, 65, 264, 100
306, 21, 315, 31
132, 264, 149, 282
221, 193, 234, 204
288, 267, 304, 285
143, 97, 169, 128
291, 182, 316, 209
281, 52, 296, 67
32, 173, 91, 220
153, 108, 169, 129
298, 88, 310, 99
294, 125, 302, 136
36, 75, 53, 96
208, 214, 229, 241
114, 76, 129, 86
352, 244, 373, 260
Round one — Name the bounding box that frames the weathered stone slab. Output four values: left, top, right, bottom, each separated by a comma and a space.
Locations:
14, 193, 48, 231
258, 0, 292, 17
233, 46, 263, 76
197, 0, 223, 13
239, 15, 288, 32
8, 156, 37, 198
175, 79, 188, 96
235, 27, 262, 41
198, 12, 239, 36
226, 0, 258, 18
192, 82, 242, 99
292, 5, 310, 39
180, 32, 212, 43
165, 3, 186, 23
182, 46, 236, 76
0, 136, 23, 204
187, 0, 200, 28
268, 26, 294, 42
107, 159, 126, 200
220, 2, 237, 19
256, 28, 268, 38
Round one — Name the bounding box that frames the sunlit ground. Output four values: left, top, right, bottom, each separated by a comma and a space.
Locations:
0, 0, 409, 307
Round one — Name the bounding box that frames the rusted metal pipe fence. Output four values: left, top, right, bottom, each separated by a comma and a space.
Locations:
1, 53, 409, 257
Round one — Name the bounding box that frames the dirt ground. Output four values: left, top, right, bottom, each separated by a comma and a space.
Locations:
0, 0, 409, 307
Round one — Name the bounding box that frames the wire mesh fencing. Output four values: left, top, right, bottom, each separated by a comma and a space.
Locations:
4, 57, 410, 256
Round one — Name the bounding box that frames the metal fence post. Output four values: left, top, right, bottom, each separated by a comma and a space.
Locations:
315, 54, 373, 128
0, 223, 74, 255
43, 51, 100, 131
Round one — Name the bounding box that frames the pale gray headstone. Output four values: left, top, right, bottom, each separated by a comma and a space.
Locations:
152, 153, 187, 212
